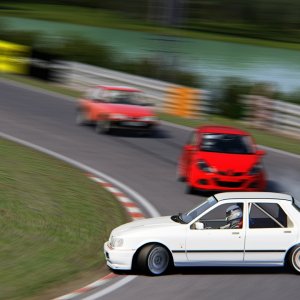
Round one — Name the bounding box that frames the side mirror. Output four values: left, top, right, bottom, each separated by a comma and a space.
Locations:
184, 145, 196, 151
194, 222, 204, 230
256, 149, 266, 156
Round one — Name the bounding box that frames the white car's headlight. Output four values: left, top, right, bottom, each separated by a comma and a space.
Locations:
110, 237, 124, 248
110, 114, 128, 120
140, 116, 156, 122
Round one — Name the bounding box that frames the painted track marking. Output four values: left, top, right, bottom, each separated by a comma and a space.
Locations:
0, 131, 159, 300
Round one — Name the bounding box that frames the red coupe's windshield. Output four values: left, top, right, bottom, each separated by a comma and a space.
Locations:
104, 90, 142, 105
200, 133, 255, 154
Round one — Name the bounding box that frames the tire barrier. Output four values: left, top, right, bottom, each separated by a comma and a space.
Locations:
164, 86, 210, 118
29, 49, 66, 82
0, 40, 30, 74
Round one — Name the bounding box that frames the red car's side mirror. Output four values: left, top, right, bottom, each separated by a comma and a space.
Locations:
184, 145, 197, 151
256, 149, 266, 156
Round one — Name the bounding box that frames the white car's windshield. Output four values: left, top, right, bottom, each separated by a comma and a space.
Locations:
180, 196, 218, 223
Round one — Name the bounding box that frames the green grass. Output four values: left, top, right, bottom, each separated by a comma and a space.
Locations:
1, 73, 299, 155
2, 2, 300, 51
0, 138, 128, 300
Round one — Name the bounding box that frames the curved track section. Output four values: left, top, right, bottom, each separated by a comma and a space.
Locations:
1, 79, 300, 300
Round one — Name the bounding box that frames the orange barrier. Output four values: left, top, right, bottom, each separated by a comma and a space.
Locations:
164, 86, 203, 118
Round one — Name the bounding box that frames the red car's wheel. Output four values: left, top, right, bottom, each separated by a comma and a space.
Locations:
76, 109, 88, 126
95, 119, 111, 134
176, 160, 186, 182
185, 169, 198, 194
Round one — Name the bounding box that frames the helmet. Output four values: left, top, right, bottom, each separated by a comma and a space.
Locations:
226, 205, 242, 223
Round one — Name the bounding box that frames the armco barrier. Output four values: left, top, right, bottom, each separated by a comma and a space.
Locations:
61, 61, 300, 138
243, 95, 300, 139
64, 61, 210, 118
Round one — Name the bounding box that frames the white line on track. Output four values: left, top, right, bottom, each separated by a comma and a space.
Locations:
83, 276, 136, 300
1, 77, 300, 160
0, 131, 160, 299
0, 132, 160, 218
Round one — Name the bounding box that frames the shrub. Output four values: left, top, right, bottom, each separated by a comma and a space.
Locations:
217, 77, 252, 119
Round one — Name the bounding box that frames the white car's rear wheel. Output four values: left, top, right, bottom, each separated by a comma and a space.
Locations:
137, 244, 171, 275
289, 245, 300, 273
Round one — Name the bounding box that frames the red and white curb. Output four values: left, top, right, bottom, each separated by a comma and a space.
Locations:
54, 273, 119, 300
54, 174, 145, 300
88, 174, 145, 220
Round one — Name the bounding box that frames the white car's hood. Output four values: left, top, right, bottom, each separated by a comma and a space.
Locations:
111, 216, 177, 236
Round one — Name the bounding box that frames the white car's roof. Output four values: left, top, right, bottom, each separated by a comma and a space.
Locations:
214, 192, 293, 202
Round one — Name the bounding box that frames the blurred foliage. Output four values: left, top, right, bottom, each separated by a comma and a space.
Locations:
119, 58, 200, 86
0, 21, 40, 45
277, 89, 300, 104
216, 77, 252, 119
0, 28, 200, 87
8, 0, 300, 42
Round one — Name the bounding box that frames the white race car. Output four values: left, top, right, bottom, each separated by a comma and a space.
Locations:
104, 192, 300, 275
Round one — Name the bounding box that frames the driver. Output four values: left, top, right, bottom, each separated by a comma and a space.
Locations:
220, 204, 243, 229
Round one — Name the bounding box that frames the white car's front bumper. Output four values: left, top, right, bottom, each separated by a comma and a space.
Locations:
103, 242, 135, 270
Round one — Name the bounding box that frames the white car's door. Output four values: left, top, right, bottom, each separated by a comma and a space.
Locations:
244, 201, 297, 263
186, 202, 245, 263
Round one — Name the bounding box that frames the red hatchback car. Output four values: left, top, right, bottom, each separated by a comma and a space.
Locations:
76, 86, 158, 134
178, 126, 267, 193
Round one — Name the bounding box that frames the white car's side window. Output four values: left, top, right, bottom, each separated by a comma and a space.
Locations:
198, 202, 244, 230
248, 202, 293, 229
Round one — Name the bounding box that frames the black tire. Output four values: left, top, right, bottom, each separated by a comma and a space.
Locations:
76, 110, 88, 126
95, 119, 111, 134
288, 245, 300, 273
137, 244, 171, 276
143, 129, 155, 137
176, 165, 186, 182
186, 184, 196, 194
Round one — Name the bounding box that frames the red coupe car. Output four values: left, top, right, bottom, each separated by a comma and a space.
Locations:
178, 125, 267, 193
76, 86, 158, 134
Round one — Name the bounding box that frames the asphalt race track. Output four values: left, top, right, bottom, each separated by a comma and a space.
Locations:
1, 79, 300, 300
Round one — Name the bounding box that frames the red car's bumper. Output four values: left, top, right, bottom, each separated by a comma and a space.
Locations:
188, 171, 266, 192
109, 120, 158, 130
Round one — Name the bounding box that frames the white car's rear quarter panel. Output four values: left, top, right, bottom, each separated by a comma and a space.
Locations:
244, 200, 299, 263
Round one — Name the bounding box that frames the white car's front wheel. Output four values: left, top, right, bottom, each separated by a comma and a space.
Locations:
137, 244, 171, 276
289, 245, 300, 273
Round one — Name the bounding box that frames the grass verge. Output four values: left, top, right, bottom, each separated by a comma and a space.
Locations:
0, 138, 128, 300
1, 73, 300, 155
1, 3, 300, 51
